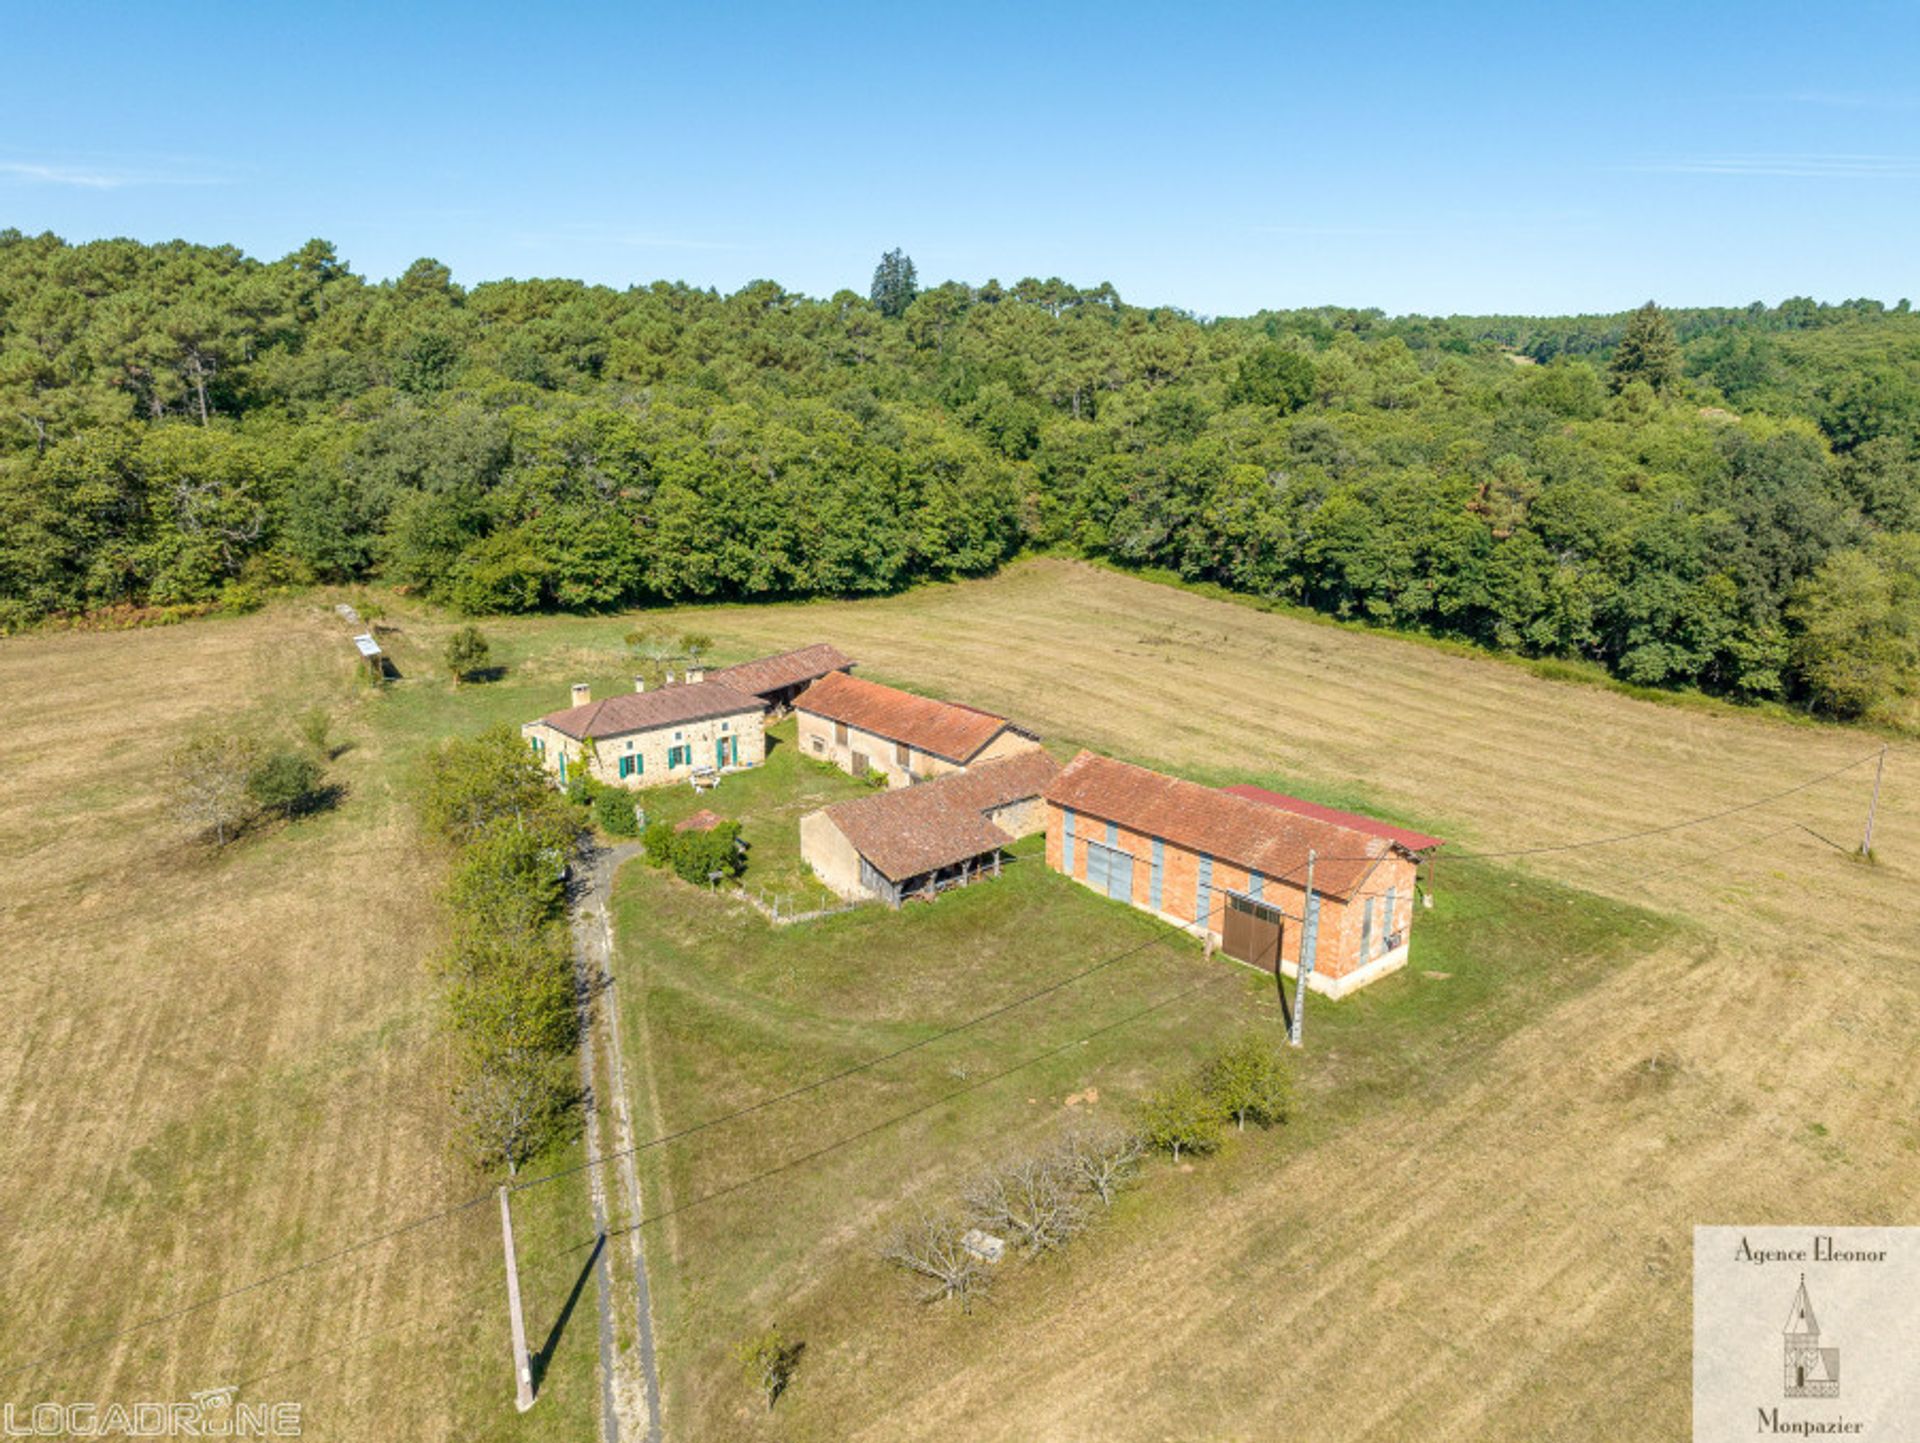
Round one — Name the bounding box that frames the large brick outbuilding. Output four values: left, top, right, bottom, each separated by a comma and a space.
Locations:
1043, 752, 1437, 997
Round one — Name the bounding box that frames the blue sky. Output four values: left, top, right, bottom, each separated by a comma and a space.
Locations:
3, 1, 1916, 315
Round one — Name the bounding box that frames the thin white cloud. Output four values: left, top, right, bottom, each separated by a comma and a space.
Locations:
1624, 153, 1920, 179
0, 158, 227, 188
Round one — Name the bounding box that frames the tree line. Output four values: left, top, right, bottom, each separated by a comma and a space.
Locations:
2, 230, 1917, 724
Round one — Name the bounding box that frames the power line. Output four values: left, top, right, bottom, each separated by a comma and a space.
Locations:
9, 746, 1882, 1383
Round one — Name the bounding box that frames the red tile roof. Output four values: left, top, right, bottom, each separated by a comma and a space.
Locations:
821, 751, 1062, 883
1220, 785, 1444, 853
709, 643, 854, 698
535, 679, 763, 741
795, 671, 1033, 764
1044, 752, 1397, 901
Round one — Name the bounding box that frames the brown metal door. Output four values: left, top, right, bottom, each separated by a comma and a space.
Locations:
1222, 895, 1284, 973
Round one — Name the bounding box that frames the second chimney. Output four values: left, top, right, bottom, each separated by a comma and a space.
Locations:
686, 667, 706, 684
633, 677, 647, 694
571, 682, 591, 708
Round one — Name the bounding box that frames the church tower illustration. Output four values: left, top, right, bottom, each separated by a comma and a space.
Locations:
1782, 1273, 1840, 1399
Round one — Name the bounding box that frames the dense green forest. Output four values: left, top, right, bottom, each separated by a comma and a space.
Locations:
2, 230, 1917, 725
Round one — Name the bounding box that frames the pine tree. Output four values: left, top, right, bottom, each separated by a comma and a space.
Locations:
1608, 301, 1683, 395
870, 248, 918, 319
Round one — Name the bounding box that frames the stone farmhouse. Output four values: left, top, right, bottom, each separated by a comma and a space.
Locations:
522, 677, 766, 789
1042, 752, 1442, 997
794, 672, 1042, 787
520, 643, 856, 790
800, 750, 1061, 906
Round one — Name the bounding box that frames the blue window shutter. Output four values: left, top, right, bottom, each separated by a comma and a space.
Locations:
1384, 885, 1398, 954
1105, 820, 1118, 846
1150, 838, 1164, 912
1062, 808, 1076, 874
1249, 870, 1263, 903
1197, 853, 1213, 927
1360, 896, 1372, 961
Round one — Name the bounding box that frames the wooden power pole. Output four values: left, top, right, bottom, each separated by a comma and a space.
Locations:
500, 1185, 536, 1413
1861, 746, 1887, 858
1288, 850, 1318, 1048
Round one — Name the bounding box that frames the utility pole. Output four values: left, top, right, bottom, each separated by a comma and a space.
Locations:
1289, 850, 1318, 1048
500, 1185, 535, 1413
1861, 746, 1887, 858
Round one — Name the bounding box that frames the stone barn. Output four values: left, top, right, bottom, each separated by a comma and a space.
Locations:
793, 672, 1042, 788
707, 643, 855, 715
801, 750, 1061, 905
1042, 752, 1438, 997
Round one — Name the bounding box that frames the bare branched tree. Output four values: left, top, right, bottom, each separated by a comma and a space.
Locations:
881, 1210, 988, 1311
165, 730, 260, 846
1057, 1122, 1146, 1208
962, 1152, 1088, 1255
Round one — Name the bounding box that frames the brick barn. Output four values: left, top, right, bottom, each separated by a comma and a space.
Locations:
794, 672, 1042, 787
707, 642, 854, 715
800, 750, 1061, 905
1043, 752, 1441, 997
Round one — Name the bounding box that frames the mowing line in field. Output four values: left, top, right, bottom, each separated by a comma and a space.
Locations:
5, 746, 1877, 1389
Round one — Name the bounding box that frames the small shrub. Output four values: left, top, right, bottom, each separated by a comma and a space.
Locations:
592, 786, 641, 837
247, 749, 325, 820
672, 821, 743, 885
445, 624, 493, 684
736, 1327, 805, 1411
642, 820, 676, 867
1140, 1077, 1225, 1162
962, 1152, 1087, 1254
296, 706, 333, 760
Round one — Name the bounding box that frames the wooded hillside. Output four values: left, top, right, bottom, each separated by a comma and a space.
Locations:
2, 231, 1916, 723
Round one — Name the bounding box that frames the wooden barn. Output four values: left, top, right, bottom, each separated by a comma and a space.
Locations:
1043, 752, 1441, 997
707, 643, 855, 714
800, 750, 1061, 906
794, 671, 1042, 788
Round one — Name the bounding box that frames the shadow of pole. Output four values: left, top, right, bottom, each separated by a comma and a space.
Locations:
530, 1230, 604, 1394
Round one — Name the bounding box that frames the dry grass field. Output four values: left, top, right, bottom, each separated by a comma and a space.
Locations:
633, 557, 1920, 1441
4, 555, 1915, 1442
0, 605, 599, 1441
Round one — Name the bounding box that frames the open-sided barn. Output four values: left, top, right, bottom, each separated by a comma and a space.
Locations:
1043, 752, 1439, 996
801, 750, 1061, 906
707, 642, 854, 714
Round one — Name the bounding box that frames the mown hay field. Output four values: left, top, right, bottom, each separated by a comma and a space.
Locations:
3, 555, 1915, 1442
621, 557, 1920, 1441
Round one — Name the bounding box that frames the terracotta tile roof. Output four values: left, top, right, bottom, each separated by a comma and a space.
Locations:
535, 679, 763, 742
794, 671, 1033, 764
1220, 784, 1444, 853
1044, 752, 1395, 901
708, 643, 854, 698
675, 808, 724, 833
821, 751, 1062, 883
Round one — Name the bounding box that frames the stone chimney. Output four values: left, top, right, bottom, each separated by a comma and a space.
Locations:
664, 670, 675, 687
686, 667, 706, 684
571, 682, 591, 708
633, 677, 647, 693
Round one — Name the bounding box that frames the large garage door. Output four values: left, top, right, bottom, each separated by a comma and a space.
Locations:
1221, 894, 1284, 973
1084, 842, 1134, 903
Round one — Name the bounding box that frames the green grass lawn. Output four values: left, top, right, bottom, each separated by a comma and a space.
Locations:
608, 745, 1680, 1439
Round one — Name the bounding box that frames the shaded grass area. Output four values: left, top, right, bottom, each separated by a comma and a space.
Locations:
610, 747, 1676, 1438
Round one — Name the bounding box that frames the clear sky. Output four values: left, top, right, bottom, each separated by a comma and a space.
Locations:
4, 1, 1916, 316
